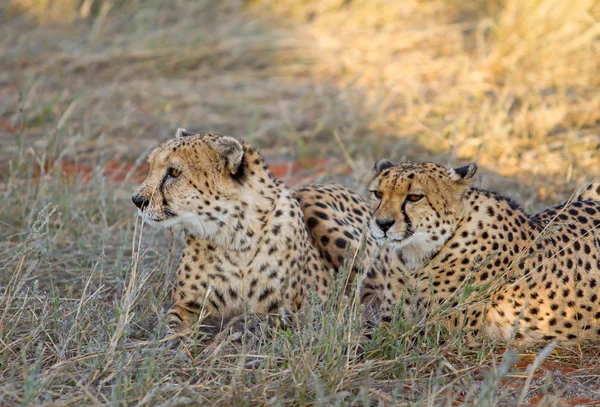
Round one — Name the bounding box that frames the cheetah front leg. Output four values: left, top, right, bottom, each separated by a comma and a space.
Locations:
166, 302, 199, 334
165, 283, 213, 336
159, 301, 200, 349
204, 302, 291, 356
379, 288, 396, 326
209, 272, 305, 347
366, 267, 399, 327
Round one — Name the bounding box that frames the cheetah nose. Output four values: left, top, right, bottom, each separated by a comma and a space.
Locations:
375, 219, 395, 233
132, 195, 149, 210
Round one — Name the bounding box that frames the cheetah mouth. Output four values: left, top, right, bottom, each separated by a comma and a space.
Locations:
139, 213, 164, 224
382, 237, 406, 244
137, 209, 177, 225
373, 232, 414, 247
145, 215, 165, 223
140, 215, 184, 230
372, 233, 407, 244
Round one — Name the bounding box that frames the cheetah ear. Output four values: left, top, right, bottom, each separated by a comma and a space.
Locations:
175, 127, 194, 138
449, 162, 477, 183
210, 136, 244, 175
373, 159, 394, 174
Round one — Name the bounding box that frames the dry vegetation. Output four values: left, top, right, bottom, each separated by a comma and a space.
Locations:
1, 0, 599, 405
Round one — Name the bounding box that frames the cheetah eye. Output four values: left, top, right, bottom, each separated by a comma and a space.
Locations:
371, 191, 383, 199
406, 194, 424, 203
167, 167, 181, 178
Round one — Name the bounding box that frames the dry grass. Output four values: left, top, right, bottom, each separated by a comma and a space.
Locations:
1, 0, 600, 405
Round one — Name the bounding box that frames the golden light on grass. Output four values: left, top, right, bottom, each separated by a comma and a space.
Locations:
257, 0, 599, 189
9, 0, 95, 21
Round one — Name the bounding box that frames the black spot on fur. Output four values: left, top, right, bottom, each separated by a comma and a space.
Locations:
334, 238, 347, 249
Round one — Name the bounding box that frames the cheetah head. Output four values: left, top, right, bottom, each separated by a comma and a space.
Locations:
132, 129, 248, 240
368, 159, 477, 268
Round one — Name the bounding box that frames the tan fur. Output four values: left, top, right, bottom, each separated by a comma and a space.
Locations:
295, 184, 386, 303
132, 131, 370, 333
364, 161, 600, 342
578, 180, 600, 202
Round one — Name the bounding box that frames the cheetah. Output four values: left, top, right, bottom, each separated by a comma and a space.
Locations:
131, 129, 371, 334
295, 184, 386, 303
362, 159, 600, 342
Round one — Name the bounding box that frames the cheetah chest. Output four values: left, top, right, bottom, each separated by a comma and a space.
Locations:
175, 232, 307, 319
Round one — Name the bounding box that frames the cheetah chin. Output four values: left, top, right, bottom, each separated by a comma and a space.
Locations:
137, 208, 223, 240
389, 232, 445, 271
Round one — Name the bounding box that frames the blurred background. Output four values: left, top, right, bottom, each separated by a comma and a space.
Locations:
1, 0, 598, 208
1, 2, 600, 404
